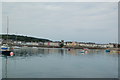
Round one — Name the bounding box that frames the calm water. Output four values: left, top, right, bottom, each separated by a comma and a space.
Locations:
2, 47, 118, 78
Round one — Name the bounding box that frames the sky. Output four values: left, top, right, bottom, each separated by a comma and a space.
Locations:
0, 2, 2, 80
2, 2, 118, 43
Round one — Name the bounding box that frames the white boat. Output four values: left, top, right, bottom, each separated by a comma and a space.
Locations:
32, 47, 38, 49
12, 46, 21, 49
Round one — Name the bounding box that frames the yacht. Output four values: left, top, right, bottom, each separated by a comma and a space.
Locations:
0, 44, 11, 56
0, 16, 14, 56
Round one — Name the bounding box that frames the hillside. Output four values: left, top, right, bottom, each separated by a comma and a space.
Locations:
0, 34, 51, 42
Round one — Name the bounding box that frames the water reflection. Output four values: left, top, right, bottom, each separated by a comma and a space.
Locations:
10, 48, 118, 59
13, 48, 66, 57
2, 48, 118, 78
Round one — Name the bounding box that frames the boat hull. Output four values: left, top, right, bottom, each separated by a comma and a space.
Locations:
106, 50, 110, 53
1, 51, 11, 56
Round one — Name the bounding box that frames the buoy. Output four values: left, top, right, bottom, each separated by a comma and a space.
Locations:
68, 48, 71, 51
85, 51, 88, 53
10, 52, 14, 56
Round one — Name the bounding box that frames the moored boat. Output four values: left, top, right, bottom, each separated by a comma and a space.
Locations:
0, 44, 13, 56
0, 16, 15, 56
1, 51, 12, 56
12, 46, 21, 49
105, 49, 110, 52
105, 48, 110, 53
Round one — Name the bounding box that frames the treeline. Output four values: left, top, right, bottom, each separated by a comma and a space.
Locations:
0, 34, 51, 42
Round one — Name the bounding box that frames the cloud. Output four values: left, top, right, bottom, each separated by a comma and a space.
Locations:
0, 3, 2, 33
2, 2, 118, 43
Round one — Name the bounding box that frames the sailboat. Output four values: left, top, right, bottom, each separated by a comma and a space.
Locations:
0, 16, 14, 56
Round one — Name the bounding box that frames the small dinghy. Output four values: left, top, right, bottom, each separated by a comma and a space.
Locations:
105, 49, 110, 53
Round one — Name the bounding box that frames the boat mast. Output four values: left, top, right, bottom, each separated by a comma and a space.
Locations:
16, 32, 17, 42
7, 16, 9, 44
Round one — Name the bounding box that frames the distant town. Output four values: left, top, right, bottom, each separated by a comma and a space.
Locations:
0, 34, 119, 49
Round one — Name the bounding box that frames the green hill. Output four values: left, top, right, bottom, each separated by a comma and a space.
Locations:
0, 34, 52, 42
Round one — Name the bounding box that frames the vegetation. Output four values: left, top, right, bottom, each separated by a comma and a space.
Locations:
0, 34, 51, 42
59, 43, 64, 48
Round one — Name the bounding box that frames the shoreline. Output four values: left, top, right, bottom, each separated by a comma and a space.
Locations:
15, 45, 120, 50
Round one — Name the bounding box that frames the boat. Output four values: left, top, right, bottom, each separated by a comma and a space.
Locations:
105, 49, 110, 53
80, 49, 85, 53
1, 44, 10, 50
0, 44, 12, 56
83, 48, 89, 51
105, 48, 110, 53
32, 47, 38, 49
1, 16, 14, 56
12, 46, 21, 49
80, 48, 89, 53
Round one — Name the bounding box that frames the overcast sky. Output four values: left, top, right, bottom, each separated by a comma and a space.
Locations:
2, 2, 118, 43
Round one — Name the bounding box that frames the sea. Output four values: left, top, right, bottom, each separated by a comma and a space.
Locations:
1, 47, 118, 78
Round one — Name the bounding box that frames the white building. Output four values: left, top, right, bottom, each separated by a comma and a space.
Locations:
44, 42, 59, 47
